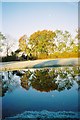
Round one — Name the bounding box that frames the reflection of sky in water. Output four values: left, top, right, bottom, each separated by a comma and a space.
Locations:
0, 97, 2, 119
0, 67, 79, 118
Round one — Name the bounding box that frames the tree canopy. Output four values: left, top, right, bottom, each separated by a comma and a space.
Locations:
29, 30, 56, 57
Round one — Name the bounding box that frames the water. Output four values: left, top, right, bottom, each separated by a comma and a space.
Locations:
0, 66, 80, 119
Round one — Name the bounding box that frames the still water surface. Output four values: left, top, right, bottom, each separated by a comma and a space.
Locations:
0, 66, 80, 118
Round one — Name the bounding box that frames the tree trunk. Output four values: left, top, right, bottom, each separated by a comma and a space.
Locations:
6, 48, 9, 57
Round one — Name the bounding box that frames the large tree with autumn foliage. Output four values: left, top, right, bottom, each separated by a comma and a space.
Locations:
18, 30, 56, 58
29, 30, 56, 57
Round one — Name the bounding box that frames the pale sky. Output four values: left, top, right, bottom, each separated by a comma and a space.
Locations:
1, 0, 79, 2
0, 2, 2, 32
1, 2, 78, 40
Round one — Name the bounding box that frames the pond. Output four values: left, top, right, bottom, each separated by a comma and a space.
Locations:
0, 66, 80, 119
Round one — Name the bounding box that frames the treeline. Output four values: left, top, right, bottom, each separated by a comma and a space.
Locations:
18, 30, 79, 59
0, 30, 79, 62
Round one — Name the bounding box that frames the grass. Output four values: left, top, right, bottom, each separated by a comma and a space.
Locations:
0, 58, 79, 71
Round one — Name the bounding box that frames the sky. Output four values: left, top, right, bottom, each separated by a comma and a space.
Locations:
1, 2, 78, 40
1, 0, 79, 2
0, 2, 2, 32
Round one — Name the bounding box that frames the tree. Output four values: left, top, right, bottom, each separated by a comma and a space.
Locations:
54, 30, 73, 52
29, 30, 56, 57
19, 35, 27, 52
19, 35, 30, 56
0, 32, 6, 40
0, 32, 6, 52
75, 29, 80, 55
2, 35, 15, 57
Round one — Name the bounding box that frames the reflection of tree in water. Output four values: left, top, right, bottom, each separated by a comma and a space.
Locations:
0, 71, 20, 97
1, 67, 80, 96
30, 69, 58, 92
0, 78, 2, 97
20, 70, 32, 90
20, 67, 80, 92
